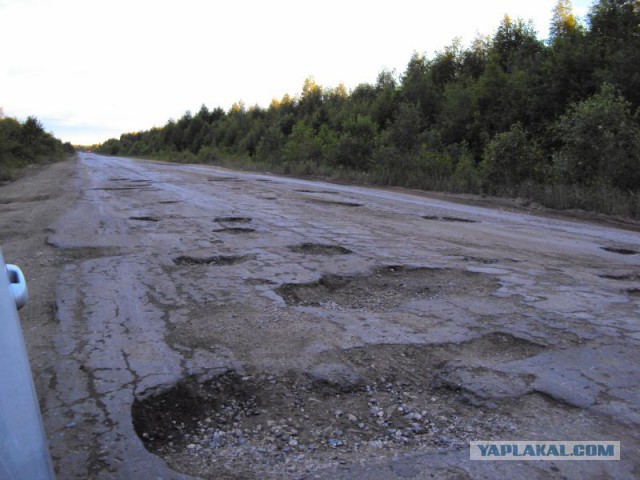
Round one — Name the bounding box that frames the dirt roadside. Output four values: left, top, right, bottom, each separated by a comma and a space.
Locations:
0, 158, 79, 398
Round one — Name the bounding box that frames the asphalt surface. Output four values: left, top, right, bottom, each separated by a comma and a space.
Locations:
4, 153, 640, 479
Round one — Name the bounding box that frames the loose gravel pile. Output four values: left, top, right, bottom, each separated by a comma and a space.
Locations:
133, 345, 523, 479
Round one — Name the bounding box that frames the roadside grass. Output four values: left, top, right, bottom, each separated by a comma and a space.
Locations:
0, 154, 74, 183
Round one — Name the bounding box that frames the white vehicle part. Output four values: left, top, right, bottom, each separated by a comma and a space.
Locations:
0, 250, 55, 480
6, 264, 28, 310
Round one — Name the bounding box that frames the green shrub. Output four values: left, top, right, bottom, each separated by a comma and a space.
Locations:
553, 84, 640, 191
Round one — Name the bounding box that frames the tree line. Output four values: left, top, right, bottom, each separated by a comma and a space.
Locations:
97, 0, 640, 217
0, 113, 74, 181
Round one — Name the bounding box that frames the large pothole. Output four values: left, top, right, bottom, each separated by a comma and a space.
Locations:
129, 216, 160, 222
214, 217, 252, 224
276, 266, 497, 310
601, 246, 638, 255
213, 227, 256, 234
132, 335, 548, 479
173, 255, 253, 266
288, 243, 353, 256
423, 215, 478, 223
310, 199, 363, 208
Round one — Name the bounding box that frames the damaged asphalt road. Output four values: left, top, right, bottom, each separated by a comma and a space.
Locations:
2, 153, 640, 479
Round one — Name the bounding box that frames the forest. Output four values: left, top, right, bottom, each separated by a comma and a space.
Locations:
96, 0, 640, 217
0, 112, 74, 181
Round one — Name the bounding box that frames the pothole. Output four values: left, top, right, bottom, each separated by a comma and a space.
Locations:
208, 177, 241, 182
213, 227, 256, 234
214, 217, 252, 223
159, 200, 179, 204
288, 243, 353, 256
0, 195, 51, 204
43, 244, 122, 261
295, 189, 339, 194
173, 255, 252, 266
93, 187, 147, 191
456, 331, 545, 359
442, 216, 477, 223
459, 256, 499, 264
129, 216, 160, 222
423, 216, 477, 223
599, 274, 638, 280
276, 266, 497, 310
627, 288, 640, 297
311, 199, 363, 208
601, 247, 638, 255
132, 337, 547, 479
245, 278, 277, 286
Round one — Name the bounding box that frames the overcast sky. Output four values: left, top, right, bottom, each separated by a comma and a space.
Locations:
1, 0, 593, 145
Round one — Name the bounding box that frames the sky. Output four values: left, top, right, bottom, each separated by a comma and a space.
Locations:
1, 0, 594, 145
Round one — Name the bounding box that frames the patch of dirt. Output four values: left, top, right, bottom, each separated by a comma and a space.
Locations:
173, 255, 253, 266
0, 194, 52, 204
0, 159, 80, 442
276, 266, 497, 310
288, 243, 353, 256
131, 336, 551, 479
42, 243, 122, 262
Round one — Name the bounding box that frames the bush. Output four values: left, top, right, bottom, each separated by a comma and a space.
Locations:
452, 150, 481, 193
480, 123, 543, 192
334, 115, 378, 170
553, 84, 640, 191
0, 115, 66, 180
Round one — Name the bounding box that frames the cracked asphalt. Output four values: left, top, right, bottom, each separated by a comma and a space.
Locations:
1, 153, 639, 479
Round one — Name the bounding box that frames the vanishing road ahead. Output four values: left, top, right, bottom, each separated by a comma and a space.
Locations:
3, 153, 640, 479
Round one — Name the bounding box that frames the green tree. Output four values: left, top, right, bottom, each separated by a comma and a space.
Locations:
553, 83, 640, 190
400, 53, 441, 124
283, 121, 321, 164
550, 0, 579, 39
0, 117, 22, 162
334, 115, 378, 170
588, 0, 640, 107
384, 102, 422, 152
452, 148, 481, 192
492, 15, 542, 71
255, 124, 286, 164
